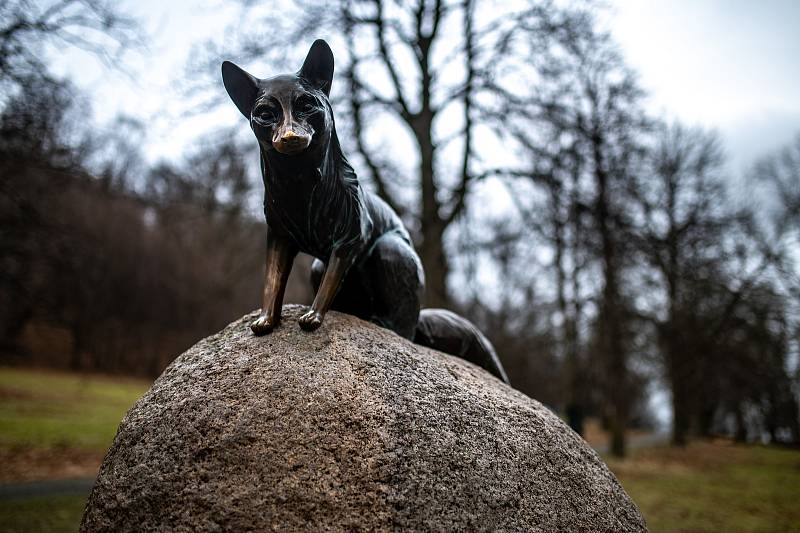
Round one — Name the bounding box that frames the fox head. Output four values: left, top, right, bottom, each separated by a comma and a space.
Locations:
222, 40, 334, 156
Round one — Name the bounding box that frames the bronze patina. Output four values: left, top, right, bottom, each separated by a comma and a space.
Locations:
222, 40, 508, 383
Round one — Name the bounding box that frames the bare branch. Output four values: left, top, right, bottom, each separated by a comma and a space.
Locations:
370, 0, 412, 119
444, 0, 475, 225
342, 20, 405, 218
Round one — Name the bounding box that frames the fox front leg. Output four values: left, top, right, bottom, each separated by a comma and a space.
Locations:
251, 231, 297, 335
299, 251, 352, 331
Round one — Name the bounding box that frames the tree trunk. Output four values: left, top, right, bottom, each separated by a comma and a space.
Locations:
593, 131, 627, 458
609, 413, 626, 457
670, 378, 690, 446
414, 102, 449, 308
665, 317, 691, 446
568, 172, 585, 435
419, 220, 449, 308
552, 185, 583, 435
734, 405, 748, 443
70, 324, 85, 371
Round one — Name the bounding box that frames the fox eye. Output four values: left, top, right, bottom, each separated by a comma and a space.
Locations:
295, 96, 317, 114
253, 106, 278, 124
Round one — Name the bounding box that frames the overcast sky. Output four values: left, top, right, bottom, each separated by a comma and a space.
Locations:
609, 0, 800, 183
49, 0, 800, 181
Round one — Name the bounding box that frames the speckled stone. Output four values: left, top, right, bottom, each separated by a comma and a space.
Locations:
80, 305, 647, 532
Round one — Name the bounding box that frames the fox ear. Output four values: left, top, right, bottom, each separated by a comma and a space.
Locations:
299, 39, 334, 96
222, 61, 259, 118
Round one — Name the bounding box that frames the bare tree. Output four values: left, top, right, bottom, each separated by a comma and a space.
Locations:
754, 133, 800, 227
0, 77, 90, 350
628, 124, 800, 446
0, 0, 140, 98
455, 215, 563, 405
752, 133, 800, 305
491, 15, 650, 455
632, 123, 732, 445
0, 0, 142, 366
203, 0, 590, 308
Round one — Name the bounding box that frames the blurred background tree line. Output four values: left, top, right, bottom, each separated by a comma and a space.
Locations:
0, 0, 798, 456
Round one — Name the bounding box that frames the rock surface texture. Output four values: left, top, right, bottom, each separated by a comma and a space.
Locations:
81, 305, 647, 532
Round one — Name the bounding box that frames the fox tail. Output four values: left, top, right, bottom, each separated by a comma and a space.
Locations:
413, 308, 509, 384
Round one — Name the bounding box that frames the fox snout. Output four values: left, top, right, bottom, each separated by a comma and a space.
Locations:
273, 130, 311, 154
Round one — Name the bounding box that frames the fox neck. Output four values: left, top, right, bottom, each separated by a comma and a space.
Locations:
259, 126, 364, 258
260, 127, 352, 185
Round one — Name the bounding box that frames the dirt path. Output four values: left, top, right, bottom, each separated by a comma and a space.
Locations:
592, 431, 669, 455
0, 477, 95, 500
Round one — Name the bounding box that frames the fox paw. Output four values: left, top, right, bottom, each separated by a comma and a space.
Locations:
298, 310, 324, 331
251, 314, 278, 335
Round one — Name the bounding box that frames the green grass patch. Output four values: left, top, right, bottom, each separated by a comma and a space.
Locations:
0, 494, 88, 533
608, 441, 800, 533
0, 367, 150, 452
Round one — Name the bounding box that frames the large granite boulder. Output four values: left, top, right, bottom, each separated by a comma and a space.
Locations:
81, 305, 647, 532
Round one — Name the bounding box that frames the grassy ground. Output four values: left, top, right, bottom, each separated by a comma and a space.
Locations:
0, 366, 150, 483
0, 367, 150, 454
0, 494, 88, 533
0, 367, 149, 532
606, 440, 800, 532
1, 367, 799, 532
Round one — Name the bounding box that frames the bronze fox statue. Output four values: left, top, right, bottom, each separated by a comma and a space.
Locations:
222, 39, 508, 383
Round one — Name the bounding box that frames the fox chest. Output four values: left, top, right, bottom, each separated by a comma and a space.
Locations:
263, 182, 343, 259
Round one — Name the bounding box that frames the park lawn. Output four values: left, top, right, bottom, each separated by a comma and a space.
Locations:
0, 367, 150, 532
607, 440, 800, 533
0, 494, 87, 533
0, 366, 150, 453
